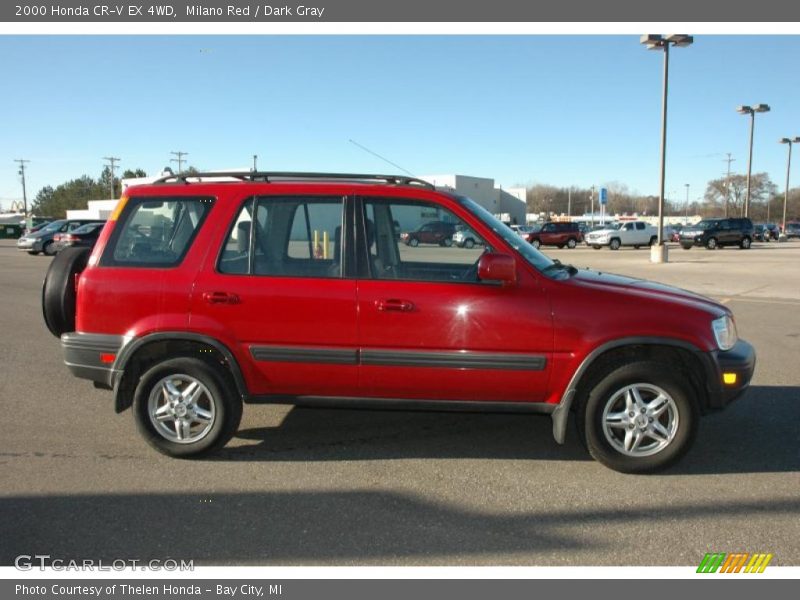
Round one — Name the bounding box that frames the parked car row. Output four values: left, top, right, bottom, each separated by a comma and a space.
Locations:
393, 217, 794, 252
16, 219, 107, 255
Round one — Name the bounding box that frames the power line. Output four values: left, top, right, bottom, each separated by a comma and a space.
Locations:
103, 156, 121, 199
14, 159, 30, 217
170, 151, 188, 173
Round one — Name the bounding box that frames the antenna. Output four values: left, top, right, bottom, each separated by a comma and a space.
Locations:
348, 139, 415, 177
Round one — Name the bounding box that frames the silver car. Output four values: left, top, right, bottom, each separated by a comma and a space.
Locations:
17, 219, 99, 255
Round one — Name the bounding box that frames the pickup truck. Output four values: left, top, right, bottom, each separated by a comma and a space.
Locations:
585, 221, 658, 250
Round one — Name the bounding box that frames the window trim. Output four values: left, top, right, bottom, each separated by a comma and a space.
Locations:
99, 196, 214, 269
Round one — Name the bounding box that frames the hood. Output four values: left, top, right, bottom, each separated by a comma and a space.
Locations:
570, 269, 726, 315
586, 228, 616, 236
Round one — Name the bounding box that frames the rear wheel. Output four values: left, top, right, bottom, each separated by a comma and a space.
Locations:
577, 361, 698, 473
609, 238, 621, 251
41, 246, 91, 338
43, 241, 56, 256
681, 244, 693, 250
27, 251, 38, 256
592, 245, 601, 250
133, 357, 242, 458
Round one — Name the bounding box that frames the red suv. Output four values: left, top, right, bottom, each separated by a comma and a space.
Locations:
400, 220, 457, 247
43, 172, 755, 473
529, 222, 583, 249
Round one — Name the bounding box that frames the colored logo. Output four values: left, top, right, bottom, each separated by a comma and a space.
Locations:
697, 553, 773, 573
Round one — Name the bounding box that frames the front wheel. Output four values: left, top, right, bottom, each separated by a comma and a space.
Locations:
649, 236, 658, 247
442, 238, 453, 247
577, 361, 698, 473
592, 245, 601, 250
133, 357, 242, 458
740, 236, 752, 249
566, 238, 577, 249
408, 238, 419, 247
464, 238, 475, 249
609, 238, 621, 251
705, 237, 718, 250
532, 239, 541, 249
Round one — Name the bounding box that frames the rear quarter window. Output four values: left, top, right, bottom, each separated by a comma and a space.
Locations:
101, 196, 214, 268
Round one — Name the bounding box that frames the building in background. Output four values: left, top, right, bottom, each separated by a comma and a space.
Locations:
422, 174, 527, 225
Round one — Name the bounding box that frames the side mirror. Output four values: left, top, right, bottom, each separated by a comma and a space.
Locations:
477, 253, 516, 285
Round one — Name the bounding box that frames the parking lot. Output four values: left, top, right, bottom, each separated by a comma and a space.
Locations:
1, 239, 798, 566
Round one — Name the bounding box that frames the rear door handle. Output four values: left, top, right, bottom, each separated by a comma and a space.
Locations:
375, 299, 415, 312
203, 291, 240, 305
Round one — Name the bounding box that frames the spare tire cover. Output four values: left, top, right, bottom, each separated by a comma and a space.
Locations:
42, 246, 92, 338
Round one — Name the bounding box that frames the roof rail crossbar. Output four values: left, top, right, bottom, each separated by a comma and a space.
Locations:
152, 171, 435, 189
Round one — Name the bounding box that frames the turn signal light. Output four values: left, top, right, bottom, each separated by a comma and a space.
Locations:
723, 373, 737, 385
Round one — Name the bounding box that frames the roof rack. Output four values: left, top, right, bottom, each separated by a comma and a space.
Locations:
151, 171, 435, 189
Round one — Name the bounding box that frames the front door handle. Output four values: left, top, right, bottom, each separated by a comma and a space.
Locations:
203, 291, 240, 305
375, 299, 415, 312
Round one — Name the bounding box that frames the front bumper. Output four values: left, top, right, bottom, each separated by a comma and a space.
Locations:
17, 238, 42, 251
700, 339, 756, 410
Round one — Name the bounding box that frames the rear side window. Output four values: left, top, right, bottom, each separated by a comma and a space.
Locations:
218, 196, 344, 278
102, 197, 213, 267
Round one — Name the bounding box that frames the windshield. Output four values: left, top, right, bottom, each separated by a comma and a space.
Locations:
693, 220, 717, 230
457, 196, 555, 272
40, 220, 66, 233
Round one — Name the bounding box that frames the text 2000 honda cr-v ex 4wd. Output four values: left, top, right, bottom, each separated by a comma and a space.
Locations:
43, 172, 755, 473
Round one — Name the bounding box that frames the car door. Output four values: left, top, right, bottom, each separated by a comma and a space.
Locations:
192, 193, 359, 398
355, 195, 552, 403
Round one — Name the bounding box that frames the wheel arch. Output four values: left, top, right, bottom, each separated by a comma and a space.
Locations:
112, 332, 248, 414
550, 337, 709, 444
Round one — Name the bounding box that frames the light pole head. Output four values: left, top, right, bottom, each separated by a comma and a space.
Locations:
794, 137, 800, 143
780, 138, 792, 144
737, 105, 753, 115
640, 34, 665, 49
753, 104, 771, 113
665, 34, 694, 47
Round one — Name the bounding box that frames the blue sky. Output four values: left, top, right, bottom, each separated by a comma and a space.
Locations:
2, 35, 799, 209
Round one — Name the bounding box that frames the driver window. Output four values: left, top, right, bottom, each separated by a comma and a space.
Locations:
363, 198, 488, 283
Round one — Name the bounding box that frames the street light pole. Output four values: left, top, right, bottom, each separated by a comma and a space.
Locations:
737, 104, 770, 218
779, 137, 800, 241
14, 159, 30, 220
641, 34, 693, 263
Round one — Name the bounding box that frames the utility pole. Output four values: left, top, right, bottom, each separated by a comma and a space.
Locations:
170, 151, 188, 173
103, 156, 120, 199
14, 159, 30, 219
590, 185, 595, 226
723, 153, 735, 217
567, 187, 572, 217
685, 183, 690, 220
252, 155, 258, 172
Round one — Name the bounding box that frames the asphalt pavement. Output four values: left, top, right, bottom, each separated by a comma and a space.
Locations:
1, 239, 798, 566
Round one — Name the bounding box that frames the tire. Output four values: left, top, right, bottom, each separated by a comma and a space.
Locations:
43, 241, 57, 256
649, 236, 658, 246
740, 236, 752, 249
566, 238, 577, 249
408, 238, 419, 247
681, 244, 692, 250
464, 238, 475, 249
577, 360, 698, 473
27, 251, 39, 256
557, 244, 564, 249
705, 237, 718, 250
532, 239, 541, 249
609, 238, 621, 251
633, 245, 640, 250
592, 245, 601, 250
41, 246, 91, 338
133, 357, 242, 458
442, 238, 453, 247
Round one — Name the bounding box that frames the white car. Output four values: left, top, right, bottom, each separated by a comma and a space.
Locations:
585, 221, 658, 250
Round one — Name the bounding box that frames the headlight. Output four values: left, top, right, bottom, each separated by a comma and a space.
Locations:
712, 315, 738, 351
